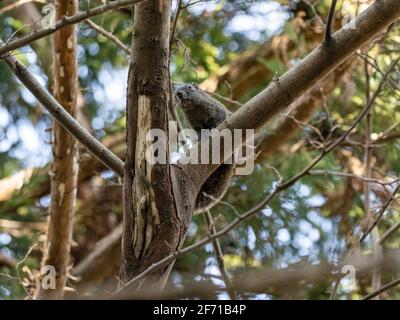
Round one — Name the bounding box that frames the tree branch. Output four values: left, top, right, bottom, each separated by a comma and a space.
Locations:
324, 0, 338, 41
362, 278, 400, 300
0, 0, 41, 15
0, 45, 124, 177
73, 223, 123, 291
0, 0, 145, 56
85, 19, 131, 56
360, 184, 400, 243
379, 222, 400, 245
221, 0, 400, 133
203, 210, 237, 299
190, 0, 400, 188
115, 247, 400, 299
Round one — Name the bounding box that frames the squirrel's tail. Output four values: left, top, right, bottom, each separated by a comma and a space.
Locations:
193, 164, 235, 214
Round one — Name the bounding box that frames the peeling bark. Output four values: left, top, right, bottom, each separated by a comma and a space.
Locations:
35, 0, 80, 300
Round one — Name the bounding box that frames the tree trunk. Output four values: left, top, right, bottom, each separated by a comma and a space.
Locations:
35, 0, 80, 299
122, 0, 211, 289
121, 0, 188, 287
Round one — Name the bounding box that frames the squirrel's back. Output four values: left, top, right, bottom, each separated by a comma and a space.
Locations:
175, 83, 235, 214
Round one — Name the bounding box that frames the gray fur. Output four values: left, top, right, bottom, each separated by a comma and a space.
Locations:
175, 83, 235, 213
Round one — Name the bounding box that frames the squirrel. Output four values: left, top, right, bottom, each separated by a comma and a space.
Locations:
175, 83, 235, 214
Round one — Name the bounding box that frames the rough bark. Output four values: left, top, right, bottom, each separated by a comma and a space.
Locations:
35, 0, 80, 299
121, 0, 192, 287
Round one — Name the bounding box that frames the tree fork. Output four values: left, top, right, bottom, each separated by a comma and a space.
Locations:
121, 0, 193, 287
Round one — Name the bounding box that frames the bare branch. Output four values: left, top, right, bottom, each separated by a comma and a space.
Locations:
359, 184, 400, 243
0, 44, 124, 177
73, 224, 123, 290
0, 0, 43, 15
0, 0, 145, 56
324, 0, 338, 41
215, 0, 400, 143
362, 278, 400, 300
203, 211, 237, 299
0, 219, 46, 231
169, 0, 183, 53
379, 222, 400, 245
85, 19, 131, 55
303, 0, 325, 28
114, 248, 400, 299
309, 170, 400, 186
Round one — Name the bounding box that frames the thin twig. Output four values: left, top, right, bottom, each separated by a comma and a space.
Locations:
16, 243, 38, 299
207, 90, 243, 109
0, 0, 145, 56
0, 0, 44, 15
363, 58, 382, 298
203, 211, 237, 299
359, 53, 400, 95
114, 247, 400, 299
85, 19, 131, 55
324, 0, 338, 41
362, 278, 400, 300
360, 184, 400, 243
309, 170, 400, 186
379, 222, 400, 245
303, 0, 325, 28
329, 274, 343, 300
201, 192, 242, 218
170, 0, 183, 54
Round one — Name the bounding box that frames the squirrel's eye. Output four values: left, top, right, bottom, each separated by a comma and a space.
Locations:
187, 85, 193, 90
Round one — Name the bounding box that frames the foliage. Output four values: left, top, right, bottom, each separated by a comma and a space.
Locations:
0, 0, 399, 300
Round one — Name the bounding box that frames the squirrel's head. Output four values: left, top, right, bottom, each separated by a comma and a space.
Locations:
175, 83, 202, 109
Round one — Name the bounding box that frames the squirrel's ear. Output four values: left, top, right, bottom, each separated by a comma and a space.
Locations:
192, 83, 199, 89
